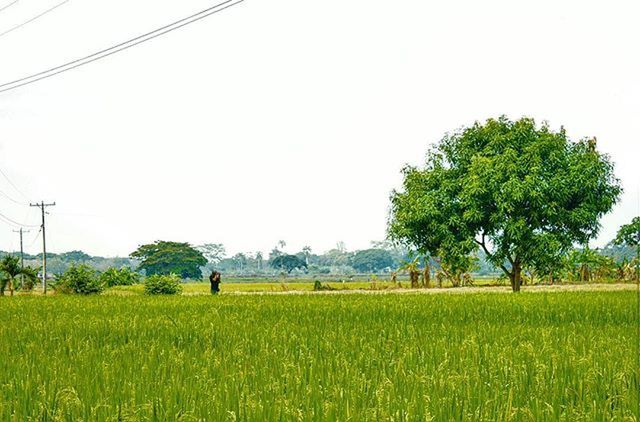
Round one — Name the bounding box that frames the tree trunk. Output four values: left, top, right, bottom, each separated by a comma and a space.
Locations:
423, 266, 430, 288
510, 260, 522, 292
410, 270, 419, 288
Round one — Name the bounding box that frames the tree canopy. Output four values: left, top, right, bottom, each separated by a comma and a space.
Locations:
351, 249, 394, 272
614, 217, 640, 247
130, 241, 207, 279
270, 254, 307, 274
389, 116, 621, 291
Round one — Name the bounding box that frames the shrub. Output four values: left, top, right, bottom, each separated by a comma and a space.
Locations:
313, 280, 335, 291
55, 264, 104, 295
144, 274, 182, 295
100, 267, 140, 287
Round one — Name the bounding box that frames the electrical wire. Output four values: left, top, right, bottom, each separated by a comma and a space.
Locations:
0, 0, 244, 94
0, 0, 69, 39
0, 166, 30, 200
0, 210, 39, 227
0, 0, 19, 13
27, 225, 42, 247
0, 187, 27, 205
0, 214, 19, 228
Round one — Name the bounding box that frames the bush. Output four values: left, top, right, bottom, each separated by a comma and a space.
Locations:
100, 267, 140, 287
144, 274, 182, 295
313, 280, 335, 291
54, 264, 104, 295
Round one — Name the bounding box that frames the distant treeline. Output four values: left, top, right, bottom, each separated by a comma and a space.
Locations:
0, 242, 635, 278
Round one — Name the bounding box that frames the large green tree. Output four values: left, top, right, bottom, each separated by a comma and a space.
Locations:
389, 116, 621, 292
130, 241, 207, 279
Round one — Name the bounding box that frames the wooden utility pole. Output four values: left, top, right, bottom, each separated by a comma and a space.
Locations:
12, 227, 30, 288
29, 201, 55, 294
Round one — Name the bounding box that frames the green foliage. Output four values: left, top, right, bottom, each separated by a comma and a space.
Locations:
389, 116, 621, 291
0, 255, 39, 296
0, 292, 636, 419
99, 267, 140, 287
562, 248, 616, 282
130, 241, 207, 279
269, 254, 307, 273
350, 248, 394, 272
614, 217, 640, 247
144, 274, 183, 295
312, 280, 335, 291
54, 264, 104, 295
58, 250, 92, 262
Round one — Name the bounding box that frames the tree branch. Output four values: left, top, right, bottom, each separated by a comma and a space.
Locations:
474, 232, 512, 278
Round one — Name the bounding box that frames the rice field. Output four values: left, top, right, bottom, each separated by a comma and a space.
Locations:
0, 290, 637, 420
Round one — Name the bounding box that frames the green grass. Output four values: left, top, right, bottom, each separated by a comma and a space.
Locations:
105, 280, 402, 295
0, 291, 637, 420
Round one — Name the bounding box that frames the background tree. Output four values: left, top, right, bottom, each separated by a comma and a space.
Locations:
398, 256, 422, 288
389, 116, 621, 292
302, 246, 312, 266
196, 244, 226, 265
351, 249, 395, 273
99, 267, 141, 287
0, 256, 38, 296
614, 217, 640, 281
58, 250, 92, 262
562, 247, 616, 283
130, 241, 207, 279
269, 255, 307, 274
232, 253, 248, 273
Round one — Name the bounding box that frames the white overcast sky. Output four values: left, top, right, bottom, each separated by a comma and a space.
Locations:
0, 0, 639, 257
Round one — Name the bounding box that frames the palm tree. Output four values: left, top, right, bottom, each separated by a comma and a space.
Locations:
0, 255, 38, 296
398, 256, 421, 288
302, 246, 312, 266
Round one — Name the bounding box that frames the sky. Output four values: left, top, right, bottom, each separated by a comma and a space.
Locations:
0, 0, 639, 258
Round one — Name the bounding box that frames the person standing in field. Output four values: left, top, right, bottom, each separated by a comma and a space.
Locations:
209, 270, 221, 295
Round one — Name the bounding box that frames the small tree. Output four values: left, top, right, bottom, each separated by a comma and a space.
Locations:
398, 257, 422, 288
99, 267, 141, 287
0, 256, 38, 296
144, 274, 182, 295
55, 264, 104, 295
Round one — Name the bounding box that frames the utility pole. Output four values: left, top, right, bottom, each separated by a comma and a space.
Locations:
12, 228, 30, 288
30, 201, 55, 294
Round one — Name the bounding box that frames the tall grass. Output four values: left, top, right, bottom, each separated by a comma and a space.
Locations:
0, 291, 637, 420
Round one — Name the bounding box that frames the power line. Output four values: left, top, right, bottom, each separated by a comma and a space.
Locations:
0, 0, 19, 14
0, 209, 39, 227
0, 0, 69, 39
0, 166, 30, 200
27, 225, 42, 247
0, 187, 27, 205
0, 0, 244, 94
0, 211, 21, 227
